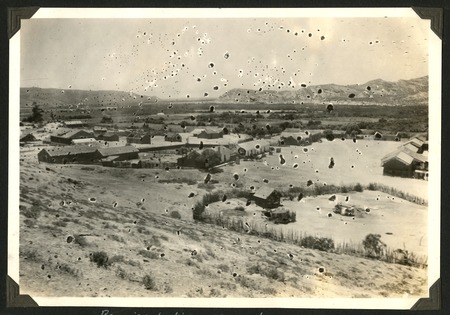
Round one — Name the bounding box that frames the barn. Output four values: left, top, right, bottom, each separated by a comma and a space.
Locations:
37, 146, 99, 164
126, 132, 152, 144
50, 130, 94, 145
96, 146, 139, 162
252, 187, 282, 209
237, 140, 270, 157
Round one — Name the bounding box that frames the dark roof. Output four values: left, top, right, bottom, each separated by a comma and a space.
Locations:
42, 146, 98, 157
101, 131, 119, 137
97, 146, 139, 157
201, 127, 224, 134
58, 129, 92, 139
253, 186, 279, 199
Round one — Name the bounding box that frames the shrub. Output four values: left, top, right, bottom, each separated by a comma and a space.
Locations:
90, 251, 109, 268
197, 182, 216, 191
21, 206, 41, 219
143, 274, 157, 290
52, 220, 68, 227
353, 183, 364, 192
59, 263, 81, 277
362, 234, 386, 258
300, 236, 334, 251
169, 211, 182, 219
74, 234, 89, 247
20, 248, 41, 261
138, 250, 159, 259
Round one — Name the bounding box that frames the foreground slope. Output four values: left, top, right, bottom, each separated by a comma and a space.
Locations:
18, 159, 427, 298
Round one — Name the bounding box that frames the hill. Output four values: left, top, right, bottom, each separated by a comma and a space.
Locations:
18, 154, 427, 299
217, 76, 428, 105
20, 87, 159, 109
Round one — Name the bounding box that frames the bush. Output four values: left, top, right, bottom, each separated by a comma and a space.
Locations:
74, 234, 89, 247
90, 251, 109, 268
138, 250, 159, 259
362, 234, 386, 258
353, 183, 364, 192
143, 274, 157, 290
300, 236, 334, 251
169, 211, 182, 219
21, 206, 41, 219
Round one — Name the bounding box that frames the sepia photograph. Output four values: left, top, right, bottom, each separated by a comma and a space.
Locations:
7, 7, 441, 309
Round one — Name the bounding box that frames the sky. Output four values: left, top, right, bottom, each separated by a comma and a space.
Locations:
20, 16, 429, 99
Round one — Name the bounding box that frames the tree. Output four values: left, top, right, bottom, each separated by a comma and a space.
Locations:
101, 115, 113, 123
196, 149, 221, 169
362, 234, 386, 258
25, 102, 43, 123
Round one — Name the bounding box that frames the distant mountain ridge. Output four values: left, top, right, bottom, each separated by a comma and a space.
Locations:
21, 76, 427, 108
217, 76, 428, 105
20, 87, 159, 109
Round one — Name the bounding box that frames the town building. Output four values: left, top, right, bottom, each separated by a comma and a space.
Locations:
237, 139, 270, 157
37, 146, 99, 164
252, 187, 282, 209
50, 130, 94, 145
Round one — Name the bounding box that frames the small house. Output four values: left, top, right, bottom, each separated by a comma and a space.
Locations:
97, 132, 120, 142
196, 128, 224, 139
373, 131, 383, 140
237, 140, 270, 157
50, 130, 94, 145
252, 187, 282, 209
37, 146, 99, 164
126, 132, 152, 144
20, 133, 37, 143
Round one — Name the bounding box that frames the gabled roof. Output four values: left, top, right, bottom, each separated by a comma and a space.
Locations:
253, 186, 279, 199
42, 146, 98, 157
381, 147, 427, 166
101, 131, 119, 137
71, 138, 98, 144
283, 128, 303, 133
405, 138, 424, 148
97, 146, 139, 157
238, 139, 270, 151
59, 129, 92, 139
101, 155, 120, 162
64, 120, 83, 125
394, 151, 415, 165
191, 128, 206, 135
403, 143, 419, 153
200, 127, 224, 134
20, 133, 36, 140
